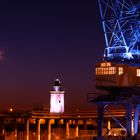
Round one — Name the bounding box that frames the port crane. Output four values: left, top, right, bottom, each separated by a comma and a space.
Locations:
89, 1, 140, 140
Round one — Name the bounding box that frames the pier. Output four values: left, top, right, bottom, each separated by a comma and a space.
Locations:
0, 107, 127, 140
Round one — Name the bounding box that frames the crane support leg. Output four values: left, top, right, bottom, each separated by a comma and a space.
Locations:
96, 104, 104, 140
125, 103, 132, 140
134, 104, 140, 140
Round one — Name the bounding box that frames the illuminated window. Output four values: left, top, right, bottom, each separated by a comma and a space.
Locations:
96, 67, 116, 75
118, 67, 123, 75
101, 62, 111, 67
106, 62, 111, 67
137, 69, 140, 77
101, 62, 106, 67
112, 67, 116, 74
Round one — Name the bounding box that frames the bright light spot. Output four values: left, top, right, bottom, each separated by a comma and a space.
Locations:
9, 108, 13, 112
126, 52, 133, 59
14, 134, 17, 137
56, 78, 59, 81
54, 86, 59, 91
32, 132, 36, 135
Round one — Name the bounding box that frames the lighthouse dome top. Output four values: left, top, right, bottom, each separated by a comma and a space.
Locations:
53, 78, 61, 87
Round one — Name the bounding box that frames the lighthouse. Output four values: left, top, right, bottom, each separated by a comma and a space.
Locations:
50, 79, 65, 113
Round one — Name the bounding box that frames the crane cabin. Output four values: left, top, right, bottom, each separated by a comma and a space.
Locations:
95, 62, 140, 90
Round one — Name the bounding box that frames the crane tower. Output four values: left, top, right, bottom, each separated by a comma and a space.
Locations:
99, 0, 140, 63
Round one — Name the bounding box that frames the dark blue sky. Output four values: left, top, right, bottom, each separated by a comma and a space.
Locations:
0, 1, 104, 111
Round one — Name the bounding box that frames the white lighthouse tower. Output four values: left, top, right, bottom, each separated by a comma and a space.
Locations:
50, 79, 65, 113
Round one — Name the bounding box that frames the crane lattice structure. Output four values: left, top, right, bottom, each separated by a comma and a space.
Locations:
98, 0, 140, 63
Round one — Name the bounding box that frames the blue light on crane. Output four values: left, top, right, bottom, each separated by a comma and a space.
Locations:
98, 0, 140, 63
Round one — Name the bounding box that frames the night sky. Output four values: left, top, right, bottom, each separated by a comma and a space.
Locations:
0, 1, 104, 111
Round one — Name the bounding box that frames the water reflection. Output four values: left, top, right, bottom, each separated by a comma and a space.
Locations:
5, 129, 69, 140
4, 129, 94, 140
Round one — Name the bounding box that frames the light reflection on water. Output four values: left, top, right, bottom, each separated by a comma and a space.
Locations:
5, 128, 74, 140
4, 129, 94, 140
5, 130, 62, 140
